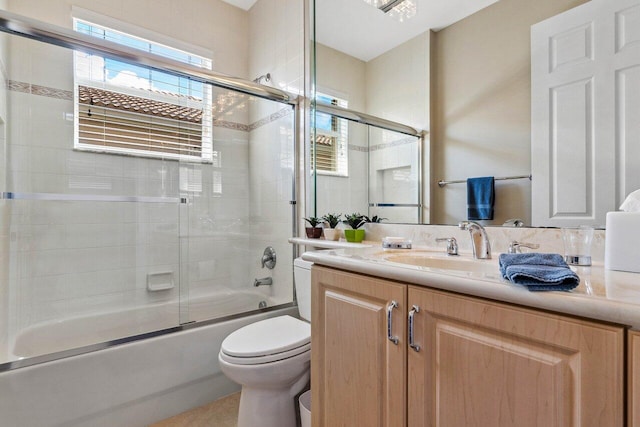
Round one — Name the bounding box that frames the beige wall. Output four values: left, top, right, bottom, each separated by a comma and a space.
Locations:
366, 31, 430, 131
6, 0, 249, 77
431, 0, 588, 225
316, 43, 366, 110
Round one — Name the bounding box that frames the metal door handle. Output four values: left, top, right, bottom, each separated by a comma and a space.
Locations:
387, 300, 399, 345
408, 305, 420, 352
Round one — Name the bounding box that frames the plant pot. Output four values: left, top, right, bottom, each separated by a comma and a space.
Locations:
344, 229, 365, 243
323, 228, 340, 241
305, 227, 323, 239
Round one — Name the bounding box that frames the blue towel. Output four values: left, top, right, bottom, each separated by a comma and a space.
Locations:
498, 253, 580, 291
467, 177, 495, 220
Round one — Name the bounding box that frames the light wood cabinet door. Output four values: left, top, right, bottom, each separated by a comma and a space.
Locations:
630, 330, 640, 427
311, 266, 407, 427
407, 285, 624, 427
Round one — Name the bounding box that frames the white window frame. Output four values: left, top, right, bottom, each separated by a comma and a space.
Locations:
313, 92, 349, 177
72, 10, 213, 163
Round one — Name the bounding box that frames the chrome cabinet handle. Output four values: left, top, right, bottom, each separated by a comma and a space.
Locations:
408, 305, 420, 352
387, 300, 399, 345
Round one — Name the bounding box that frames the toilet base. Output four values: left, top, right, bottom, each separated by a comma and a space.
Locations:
237, 371, 309, 427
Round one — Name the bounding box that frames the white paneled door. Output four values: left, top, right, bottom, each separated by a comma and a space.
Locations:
531, 0, 640, 227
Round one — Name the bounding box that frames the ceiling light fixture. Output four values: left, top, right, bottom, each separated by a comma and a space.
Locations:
378, 0, 405, 13
362, 0, 417, 22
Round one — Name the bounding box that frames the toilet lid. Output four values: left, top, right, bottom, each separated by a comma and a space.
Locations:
221, 315, 310, 358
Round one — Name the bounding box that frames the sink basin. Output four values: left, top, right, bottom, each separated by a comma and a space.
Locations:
384, 253, 499, 275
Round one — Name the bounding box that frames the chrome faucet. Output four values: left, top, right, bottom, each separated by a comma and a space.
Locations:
254, 277, 273, 287
459, 221, 491, 259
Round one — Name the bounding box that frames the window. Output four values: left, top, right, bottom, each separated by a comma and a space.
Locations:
73, 19, 213, 162
312, 94, 348, 176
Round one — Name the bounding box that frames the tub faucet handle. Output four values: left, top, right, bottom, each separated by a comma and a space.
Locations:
261, 246, 276, 269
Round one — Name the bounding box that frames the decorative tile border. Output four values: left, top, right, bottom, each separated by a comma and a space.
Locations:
248, 107, 293, 131
370, 136, 418, 152
213, 119, 250, 132
5, 82, 411, 141
7, 81, 293, 132
349, 145, 368, 152
8, 80, 73, 100
349, 136, 418, 153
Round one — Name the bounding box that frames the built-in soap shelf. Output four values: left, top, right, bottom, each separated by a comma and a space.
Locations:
147, 271, 174, 291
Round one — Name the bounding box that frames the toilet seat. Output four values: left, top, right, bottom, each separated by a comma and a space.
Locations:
220, 315, 310, 365
219, 342, 310, 365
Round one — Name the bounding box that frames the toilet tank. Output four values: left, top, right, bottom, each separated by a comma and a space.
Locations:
293, 257, 313, 321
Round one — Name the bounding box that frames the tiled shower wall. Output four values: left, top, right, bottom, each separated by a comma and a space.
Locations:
315, 121, 369, 217
368, 130, 420, 224
0, 0, 303, 358
313, 34, 426, 222
247, 0, 303, 304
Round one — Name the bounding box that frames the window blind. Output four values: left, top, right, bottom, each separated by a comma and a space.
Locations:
78, 85, 203, 157
74, 18, 212, 161
312, 134, 337, 171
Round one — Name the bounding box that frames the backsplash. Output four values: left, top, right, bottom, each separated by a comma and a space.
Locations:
364, 223, 606, 264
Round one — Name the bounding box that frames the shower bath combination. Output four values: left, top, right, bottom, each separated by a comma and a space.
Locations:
0, 8, 299, 426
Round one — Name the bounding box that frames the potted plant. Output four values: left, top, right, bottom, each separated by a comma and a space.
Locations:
322, 213, 342, 241
303, 216, 323, 238
363, 215, 387, 223
343, 213, 366, 243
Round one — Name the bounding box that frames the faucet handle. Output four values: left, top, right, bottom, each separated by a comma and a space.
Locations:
508, 240, 540, 254
261, 246, 276, 269
436, 237, 459, 256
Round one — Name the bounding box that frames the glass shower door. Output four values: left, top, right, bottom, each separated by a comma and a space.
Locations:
179, 87, 296, 324
368, 126, 421, 223
0, 35, 183, 365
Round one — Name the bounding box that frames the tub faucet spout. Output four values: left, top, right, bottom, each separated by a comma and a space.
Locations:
254, 277, 273, 287
459, 221, 491, 259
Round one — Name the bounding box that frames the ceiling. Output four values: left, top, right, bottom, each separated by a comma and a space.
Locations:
221, 0, 499, 62
220, 0, 258, 10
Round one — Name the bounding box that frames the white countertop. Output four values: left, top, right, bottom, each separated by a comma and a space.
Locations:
302, 246, 640, 330
288, 237, 373, 249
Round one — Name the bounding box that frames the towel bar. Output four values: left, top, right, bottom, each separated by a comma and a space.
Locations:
438, 174, 531, 187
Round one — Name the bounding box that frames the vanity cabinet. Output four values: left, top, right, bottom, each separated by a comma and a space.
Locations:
311, 266, 625, 427
311, 266, 407, 427
631, 331, 640, 426
407, 285, 624, 427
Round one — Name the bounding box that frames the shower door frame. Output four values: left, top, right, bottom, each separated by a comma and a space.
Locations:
0, 9, 301, 372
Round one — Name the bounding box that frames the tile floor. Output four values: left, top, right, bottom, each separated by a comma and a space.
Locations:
150, 392, 240, 427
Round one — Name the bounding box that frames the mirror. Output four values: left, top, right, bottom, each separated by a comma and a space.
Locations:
312, 0, 596, 227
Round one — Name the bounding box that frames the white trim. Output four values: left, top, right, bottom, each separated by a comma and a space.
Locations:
71, 16, 214, 163
71, 7, 213, 62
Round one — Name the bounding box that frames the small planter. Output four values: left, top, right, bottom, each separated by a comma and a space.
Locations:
305, 227, 323, 239
344, 229, 365, 243
323, 228, 340, 241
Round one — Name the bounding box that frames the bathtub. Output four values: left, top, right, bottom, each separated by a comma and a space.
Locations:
0, 291, 297, 427
10, 290, 274, 361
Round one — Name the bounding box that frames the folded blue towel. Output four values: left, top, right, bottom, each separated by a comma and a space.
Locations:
498, 253, 580, 291
467, 177, 495, 220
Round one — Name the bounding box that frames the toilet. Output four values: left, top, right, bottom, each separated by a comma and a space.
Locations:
218, 257, 313, 427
